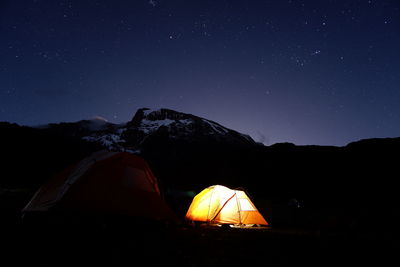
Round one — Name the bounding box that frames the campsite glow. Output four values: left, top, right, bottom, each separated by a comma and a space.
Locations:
186, 185, 268, 225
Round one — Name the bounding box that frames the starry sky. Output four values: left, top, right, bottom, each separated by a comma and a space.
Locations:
1, 0, 399, 146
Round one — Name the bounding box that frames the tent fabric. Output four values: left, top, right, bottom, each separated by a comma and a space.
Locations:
23, 150, 119, 211
185, 185, 268, 225
23, 151, 175, 222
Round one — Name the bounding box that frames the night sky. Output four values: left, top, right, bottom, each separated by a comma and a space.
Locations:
1, 0, 399, 146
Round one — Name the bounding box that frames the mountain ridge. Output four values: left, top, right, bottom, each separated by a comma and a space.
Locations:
34, 107, 257, 151
1, 112, 399, 233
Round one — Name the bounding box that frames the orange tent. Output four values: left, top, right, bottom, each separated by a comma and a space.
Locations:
185, 185, 268, 226
23, 151, 176, 222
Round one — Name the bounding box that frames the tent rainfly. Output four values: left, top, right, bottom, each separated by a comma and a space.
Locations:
23, 151, 177, 222
185, 185, 268, 226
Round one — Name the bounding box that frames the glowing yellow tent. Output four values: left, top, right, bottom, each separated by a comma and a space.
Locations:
185, 185, 268, 226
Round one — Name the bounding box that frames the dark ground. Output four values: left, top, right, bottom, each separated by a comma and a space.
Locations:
0, 122, 399, 266
1, 211, 396, 266
0, 187, 397, 267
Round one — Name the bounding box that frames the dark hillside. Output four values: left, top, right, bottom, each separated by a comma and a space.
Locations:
0, 122, 398, 266
0, 122, 100, 188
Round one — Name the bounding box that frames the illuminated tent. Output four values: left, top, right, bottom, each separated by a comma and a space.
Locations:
185, 185, 268, 225
23, 151, 177, 222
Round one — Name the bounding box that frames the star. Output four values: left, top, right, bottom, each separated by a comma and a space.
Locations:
311, 50, 321, 56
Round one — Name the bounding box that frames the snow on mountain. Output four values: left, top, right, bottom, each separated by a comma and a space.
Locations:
82, 133, 125, 150
91, 116, 108, 122
79, 108, 257, 151
201, 119, 229, 135
139, 119, 179, 133
142, 108, 154, 117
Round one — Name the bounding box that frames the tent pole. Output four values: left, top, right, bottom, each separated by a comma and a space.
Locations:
234, 190, 242, 225
210, 192, 236, 222
207, 187, 214, 223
